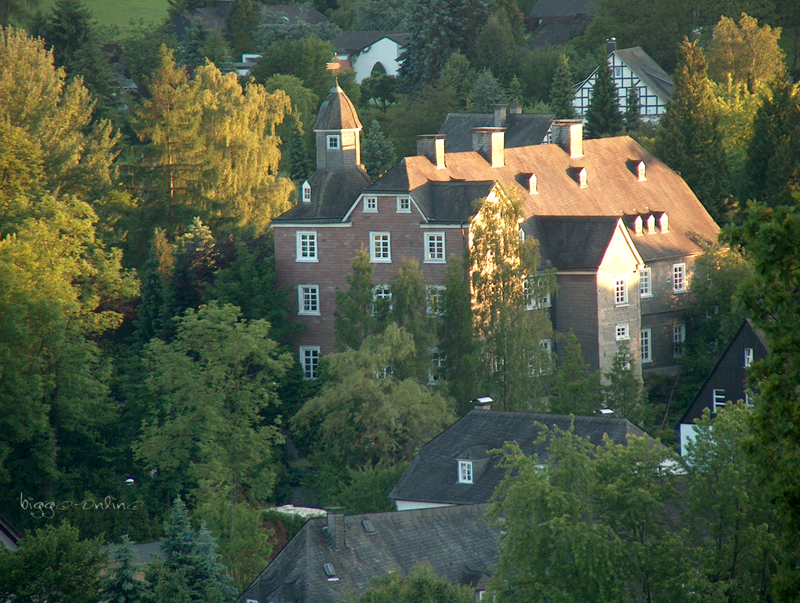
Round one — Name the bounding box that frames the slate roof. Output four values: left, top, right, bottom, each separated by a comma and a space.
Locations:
265, 4, 330, 25
334, 31, 410, 54
529, 215, 624, 270
314, 85, 363, 131
529, 0, 593, 18
236, 504, 498, 603
275, 167, 371, 222
438, 113, 554, 152
525, 15, 593, 49
614, 47, 674, 103
390, 409, 647, 506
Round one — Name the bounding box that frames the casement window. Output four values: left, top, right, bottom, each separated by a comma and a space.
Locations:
326, 134, 339, 149
299, 346, 320, 380
744, 347, 754, 367
370, 231, 391, 262
712, 389, 726, 413
641, 328, 652, 363
371, 285, 392, 315
428, 348, 445, 385
364, 196, 377, 212
298, 285, 320, 315
616, 323, 629, 341
426, 285, 446, 316
615, 277, 628, 306
458, 460, 473, 484
525, 277, 551, 310
673, 263, 687, 292
397, 196, 411, 212
302, 181, 311, 202
673, 324, 686, 357
614, 66, 622, 78
639, 268, 652, 297
296, 231, 318, 262
424, 232, 445, 262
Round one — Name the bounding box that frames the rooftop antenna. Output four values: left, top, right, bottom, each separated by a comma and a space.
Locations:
326, 56, 341, 86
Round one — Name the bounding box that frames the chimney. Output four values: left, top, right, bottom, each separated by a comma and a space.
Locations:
492, 104, 508, 127
510, 99, 522, 115
607, 37, 617, 55
472, 127, 505, 168
551, 119, 584, 158
417, 135, 446, 169
325, 513, 345, 551
472, 396, 493, 411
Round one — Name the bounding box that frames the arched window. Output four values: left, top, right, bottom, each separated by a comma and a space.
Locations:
302, 181, 311, 203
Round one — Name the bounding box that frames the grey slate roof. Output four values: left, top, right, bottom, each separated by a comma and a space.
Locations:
236, 504, 498, 603
529, 216, 621, 270
390, 409, 646, 506
314, 85, 363, 131
438, 113, 554, 152
334, 31, 409, 54
265, 4, 330, 25
274, 167, 371, 222
529, 0, 593, 18
614, 47, 674, 103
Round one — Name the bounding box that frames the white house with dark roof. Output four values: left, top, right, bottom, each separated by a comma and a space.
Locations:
333, 31, 409, 83
573, 40, 674, 121
235, 504, 497, 603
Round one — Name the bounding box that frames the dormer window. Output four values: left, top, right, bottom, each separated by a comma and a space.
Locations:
323, 563, 340, 582
458, 461, 473, 484
579, 167, 588, 188
647, 215, 656, 234
637, 161, 646, 181
302, 181, 311, 203
529, 174, 538, 194
327, 135, 340, 150
659, 212, 669, 232
634, 215, 643, 235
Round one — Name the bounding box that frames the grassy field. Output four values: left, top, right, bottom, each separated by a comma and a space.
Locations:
40, 0, 170, 31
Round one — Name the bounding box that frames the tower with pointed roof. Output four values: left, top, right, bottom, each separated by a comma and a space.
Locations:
314, 84, 363, 172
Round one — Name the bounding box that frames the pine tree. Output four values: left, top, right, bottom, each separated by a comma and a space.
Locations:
362, 121, 396, 178
584, 59, 622, 138
225, 0, 258, 60
550, 54, 577, 119
468, 68, 507, 112
474, 13, 520, 86
655, 39, 731, 224
623, 85, 642, 131
103, 536, 152, 603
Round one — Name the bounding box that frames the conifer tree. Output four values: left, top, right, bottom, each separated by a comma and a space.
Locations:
468, 68, 507, 112
550, 54, 577, 119
602, 342, 652, 429
104, 536, 152, 603
362, 120, 396, 179
623, 85, 642, 130
474, 13, 520, 86
548, 332, 602, 415
584, 59, 622, 138
656, 39, 731, 224
225, 0, 258, 60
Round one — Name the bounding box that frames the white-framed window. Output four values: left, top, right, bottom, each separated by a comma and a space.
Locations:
641, 328, 652, 363
296, 231, 318, 262
397, 196, 411, 212
371, 285, 392, 315
640, 268, 652, 297
524, 277, 551, 310
673, 323, 686, 357
364, 196, 377, 212
458, 460, 473, 484
529, 174, 538, 194
424, 232, 445, 263
302, 181, 311, 202
659, 213, 669, 232
634, 215, 643, 235
299, 346, 320, 380
426, 285, 446, 315
616, 323, 629, 341
615, 277, 628, 306
375, 365, 393, 379
647, 215, 656, 234
744, 347, 754, 367
579, 167, 588, 188
673, 263, 687, 292
712, 388, 726, 413
326, 134, 339, 149
298, 285, 319, 315
637, 161, 647, 181
370, 231, 391, 262
429, 348, 445, 385
614, 66, 622, 78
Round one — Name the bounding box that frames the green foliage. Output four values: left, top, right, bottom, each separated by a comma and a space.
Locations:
1, 0, 40, 27
469, 186, 555, 411
584, 59, 622, 138
474, 13, 521, 86
120, 22, 179, 84
350, 561, 474, 603
361, 66, 398, 112
354, 0, 411, 31
104, 536, 153, 603
550, 54, 577, 119
225, 0, 257, 60
0, 521, 106, 603
467, 68, 507, 112
548, 332, 602, 415
291, 323, 456, 469
656, 39, 732, 224
250, 36, 336, 100
726, 198, 800, 599
334, 249, 381, 350
256, 4, 340, 48
436, 52, 477, 109
623, 84, 641, 130
338, 460, 409, 514
602, 342, 652, 428
362, 121, 396, 179
382, 83, 460, 157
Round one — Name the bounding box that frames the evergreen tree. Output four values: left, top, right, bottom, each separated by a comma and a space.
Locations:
437, 52, 477, 109
623, 85, 641, 130
655, 39, 731, 224
602, 342, 652, 429
550, 54, 577, 119
362, 121, 396, 179
333, 249, 382, 350
584, 59, 622, 138
474, 13, 520, 86
548, 332, 602, 415
104, 536, 153, 603
468, 68, 507, 112
180, 18, 208, 67
225, 0, 258, 60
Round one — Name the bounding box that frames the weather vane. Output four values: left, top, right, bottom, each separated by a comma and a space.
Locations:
326, 55, 341, 85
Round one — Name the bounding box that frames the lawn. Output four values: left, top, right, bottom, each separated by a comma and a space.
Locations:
40, 0, 170, 31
